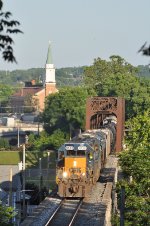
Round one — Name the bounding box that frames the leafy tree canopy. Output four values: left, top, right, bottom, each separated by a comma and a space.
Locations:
0, 67, 83, 87
0, 137, 9, 148
28, 129, 67, 151
83, 55, 137, 89
0, 84, 14, 101
0, 0, 22, 63
114, 111, 150, 225
0, 203, 15, 226
125, 110, 150, 149
120, 110, 150, 193
83, 56, 150, 119
42, 86, 96, 135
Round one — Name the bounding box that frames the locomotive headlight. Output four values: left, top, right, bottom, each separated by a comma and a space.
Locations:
73, 160, 77, 167
82, 172, 85, 176
63, 172, 68, 178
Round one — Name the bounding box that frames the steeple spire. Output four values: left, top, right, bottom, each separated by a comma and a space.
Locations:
46, 41, 53, 64
44, 41, 55, 84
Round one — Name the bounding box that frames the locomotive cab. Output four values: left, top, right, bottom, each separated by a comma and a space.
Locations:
56, 143, 96, 197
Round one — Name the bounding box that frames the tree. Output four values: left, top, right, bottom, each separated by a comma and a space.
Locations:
138, 42, 150, 57
28, 130, 67, 151
120, 110, 150, 194
0, 0, 22, 63
125, 110, 150, 149
114, 111, 150, 225
83, 56, 150, 119
83, 56, 137, 89
0, 203, 15, 226
0, 137, 9, 148
42, 86, 96, 135
28, 87, 95, 151
0, 84, 15, 113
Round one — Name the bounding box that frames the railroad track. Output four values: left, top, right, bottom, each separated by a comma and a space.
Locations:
45, 198, 83, 226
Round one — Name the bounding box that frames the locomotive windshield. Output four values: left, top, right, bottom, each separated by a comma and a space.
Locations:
58, 143, 93, 157
65, 144, 86, 156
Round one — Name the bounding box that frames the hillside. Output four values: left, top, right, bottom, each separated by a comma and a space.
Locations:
0, 64, 149, 88
0, 67, 84, 87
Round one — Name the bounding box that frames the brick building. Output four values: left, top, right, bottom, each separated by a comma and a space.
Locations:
10, 43, 58, 112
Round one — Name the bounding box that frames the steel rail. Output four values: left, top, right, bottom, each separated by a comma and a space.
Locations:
44, 199, 65, 226
45, 198, 83, 226
68, 198, 83, 226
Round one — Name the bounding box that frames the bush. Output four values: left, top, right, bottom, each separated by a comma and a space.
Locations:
0, 138, 9, 148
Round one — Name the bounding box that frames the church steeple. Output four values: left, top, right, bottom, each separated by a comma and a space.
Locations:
44, 42, 55, 84
46, 42, 53, 64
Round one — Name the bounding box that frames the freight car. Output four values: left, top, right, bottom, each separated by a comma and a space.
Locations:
56, 115, 117, 197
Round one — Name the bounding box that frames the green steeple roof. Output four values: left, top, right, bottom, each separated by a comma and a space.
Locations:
46, 42, 53, 64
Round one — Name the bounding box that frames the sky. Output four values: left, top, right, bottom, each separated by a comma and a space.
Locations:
1, 0, 150, 71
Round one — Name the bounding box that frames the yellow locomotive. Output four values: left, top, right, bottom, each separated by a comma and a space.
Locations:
56, 119, 116, 197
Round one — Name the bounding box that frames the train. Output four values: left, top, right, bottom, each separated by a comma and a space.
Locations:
56, 115, 117, 197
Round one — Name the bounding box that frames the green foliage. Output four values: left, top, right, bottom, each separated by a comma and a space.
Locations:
28, 130, 67, 151
29, 86, 95, 151
56, 67, 84, 87
47, 129, 68, 149
116, 181, 150, 226
0, 138, 9, 148
0, 84, 14, 101
84, 56, 136, 89
0, 0, 22, 63
0, 84, 15, 113
116, 112, 150, 225
125, 110, 150, 149
119, 148, 150, 195
119, 111, 150, 197
83, 56, 150, 119
28, 131, 51, 151
0, 203, 15, 226
125, 196, 150, 226
0, 67, 83, 87
42, 86, 96, 135
111, 213, 120, 226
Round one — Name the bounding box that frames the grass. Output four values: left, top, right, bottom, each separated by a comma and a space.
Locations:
0, 150, 56, 168
0, 151, 21, 165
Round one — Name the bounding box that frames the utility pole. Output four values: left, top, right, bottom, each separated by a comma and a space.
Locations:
17, 125, 20, 148
69, 124, 72, 140
38, 119, 40, 136
47, 151, 50, 169
22, 144, 26, 219
37, 110, 40, 137
9, 168, 12, 206
39, 158, 42, 203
